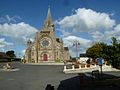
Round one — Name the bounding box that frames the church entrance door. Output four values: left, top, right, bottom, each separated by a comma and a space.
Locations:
43, 54, 48, 61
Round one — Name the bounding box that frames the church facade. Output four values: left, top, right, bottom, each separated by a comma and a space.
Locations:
25, 8, 70, 63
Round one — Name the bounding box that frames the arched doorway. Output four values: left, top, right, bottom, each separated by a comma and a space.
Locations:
43, 54, 48, 61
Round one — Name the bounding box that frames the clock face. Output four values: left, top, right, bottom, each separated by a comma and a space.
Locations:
40, 37, 51, 48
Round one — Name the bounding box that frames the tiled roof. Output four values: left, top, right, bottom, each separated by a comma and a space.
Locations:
0, 52, 10, 59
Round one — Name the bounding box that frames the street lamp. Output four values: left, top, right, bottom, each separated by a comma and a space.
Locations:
73, 41, 80, 60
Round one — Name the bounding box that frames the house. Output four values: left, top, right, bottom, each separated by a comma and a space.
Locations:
78, 54, 89, 64
0, 52, 11, 62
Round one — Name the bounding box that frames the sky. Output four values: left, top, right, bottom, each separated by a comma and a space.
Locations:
0, 0, 120, 57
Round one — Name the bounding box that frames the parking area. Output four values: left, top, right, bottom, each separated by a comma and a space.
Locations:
1, 62, 120, 90
0, 62, 77, 90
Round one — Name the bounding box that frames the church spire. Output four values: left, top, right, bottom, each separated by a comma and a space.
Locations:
44, 7, 54, 29
47, 6, 52, 21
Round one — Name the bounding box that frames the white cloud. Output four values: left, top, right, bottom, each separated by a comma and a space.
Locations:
90, 31, 104, 41
0, 15, 21, 23
110, 24, 120, 36
0, 22, 38, 44
0, 38, 13, 51
60, 30, 72, 38
55, 8, 118, 57
104, 24, 120, 41
0, 38, 13, 46
63, 36, 91, 45
90, 24, 120, 43
63, 36, 91, 57
57, 8, 116, 32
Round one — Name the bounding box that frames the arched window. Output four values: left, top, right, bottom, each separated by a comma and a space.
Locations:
32, 52, 34, 56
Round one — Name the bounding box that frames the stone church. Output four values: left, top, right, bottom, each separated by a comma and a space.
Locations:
25, 8, 70, 63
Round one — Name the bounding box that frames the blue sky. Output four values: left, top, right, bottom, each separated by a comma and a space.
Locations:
0, 0, 120, 57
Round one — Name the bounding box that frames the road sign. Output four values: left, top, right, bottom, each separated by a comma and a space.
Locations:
98, 57, 102, 65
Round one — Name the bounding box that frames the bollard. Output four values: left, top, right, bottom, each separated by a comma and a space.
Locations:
85, 64, 87, 68
79, 64, 81, 69
72, 65, 75, 70
110, 64, 112, 67
94, 64, 96, 67
64, 65, 67, 71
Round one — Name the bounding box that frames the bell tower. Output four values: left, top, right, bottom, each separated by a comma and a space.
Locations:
43, 7, 54, 31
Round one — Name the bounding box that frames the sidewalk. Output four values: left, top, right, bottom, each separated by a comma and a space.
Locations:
57, 73, 120, 90
24, 62, 64, 65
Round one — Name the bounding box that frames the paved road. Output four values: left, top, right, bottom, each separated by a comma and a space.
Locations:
0, 62, 77, 90
1, 62, 120, 90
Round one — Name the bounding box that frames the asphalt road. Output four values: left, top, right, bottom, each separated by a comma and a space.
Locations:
1, 62, 120, 90
0, 62, 77, 90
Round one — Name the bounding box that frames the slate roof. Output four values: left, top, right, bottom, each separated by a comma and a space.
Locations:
64, 47, 69, 50
56, 38, 60, 43
79, 53, 87, 57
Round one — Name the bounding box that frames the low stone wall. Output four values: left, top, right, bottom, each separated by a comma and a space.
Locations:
63, 64, 118, 74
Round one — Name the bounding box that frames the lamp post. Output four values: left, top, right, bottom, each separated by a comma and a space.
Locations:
73, 41, 80, 60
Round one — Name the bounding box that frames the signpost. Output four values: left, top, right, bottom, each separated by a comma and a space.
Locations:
98, 57, 103, 79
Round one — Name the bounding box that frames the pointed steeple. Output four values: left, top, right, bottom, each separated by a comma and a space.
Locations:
44, 6, 54, 29
46, 6, 52, 21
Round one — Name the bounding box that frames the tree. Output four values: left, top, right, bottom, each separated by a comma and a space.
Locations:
110, 37, 120, 68
86, 42, 108, 61
6, 50, 16, 59
111, 37, 118, 46
86, 37, 120, 68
